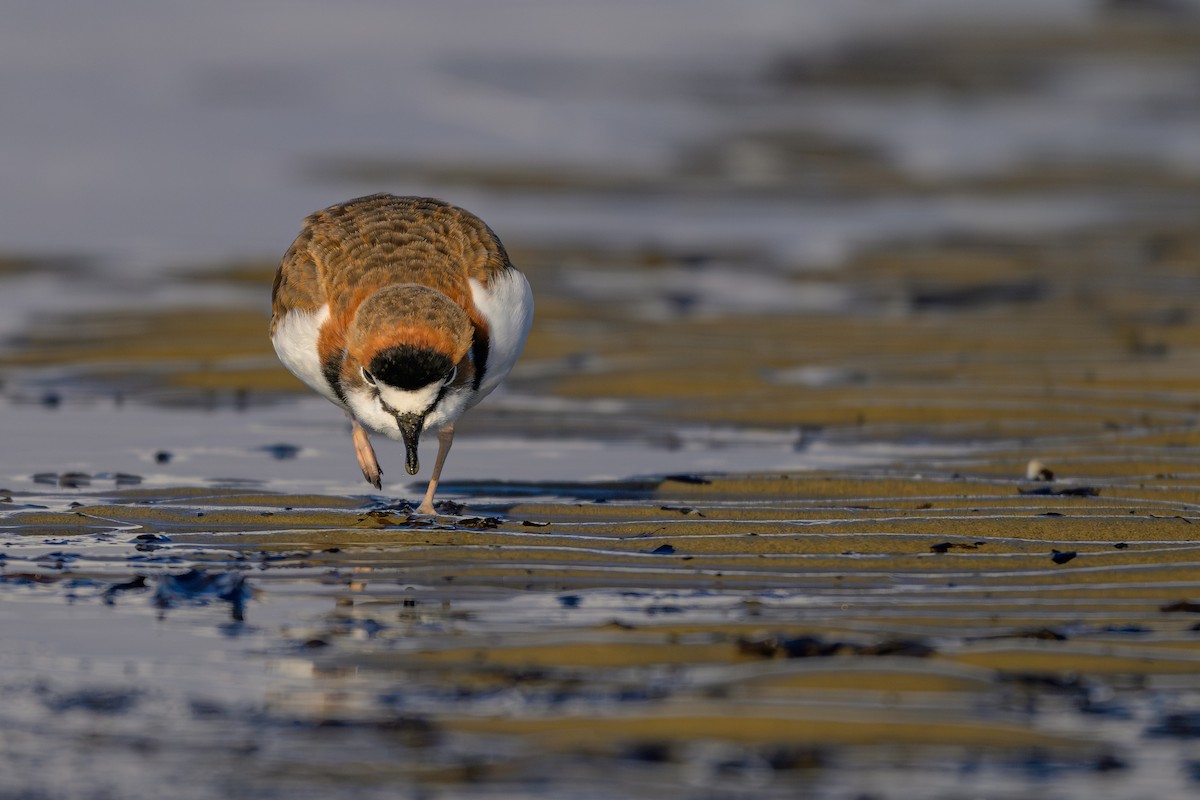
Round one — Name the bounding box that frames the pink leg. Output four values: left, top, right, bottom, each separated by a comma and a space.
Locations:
350, 415, 382, 489
417, 424, 455, 515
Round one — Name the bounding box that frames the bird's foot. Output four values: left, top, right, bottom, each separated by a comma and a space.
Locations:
412, 425, 456, 516
413, 499, 464, 517
350, 417, 382, 489
360, 463, 383, 490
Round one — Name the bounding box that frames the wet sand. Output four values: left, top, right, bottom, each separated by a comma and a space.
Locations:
6, 3, 1200, 798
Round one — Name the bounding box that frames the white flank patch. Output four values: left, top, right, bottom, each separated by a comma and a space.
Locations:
271, 305, 342, 406
469, 269, 534, 402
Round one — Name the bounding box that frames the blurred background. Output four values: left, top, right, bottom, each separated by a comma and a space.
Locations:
2, 0, 1199, 476
2, 0, 1200, 485
6, 3, 1200, 798
4, 0, 1200, 437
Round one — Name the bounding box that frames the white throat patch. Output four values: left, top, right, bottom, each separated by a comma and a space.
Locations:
378, 382, 441, 417
344, 381, 444, 442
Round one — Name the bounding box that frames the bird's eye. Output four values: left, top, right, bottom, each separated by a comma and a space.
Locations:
444, 366, 457, 385
361, 367, 377, 386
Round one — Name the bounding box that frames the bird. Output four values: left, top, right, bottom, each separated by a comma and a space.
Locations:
270, 194, 533, 514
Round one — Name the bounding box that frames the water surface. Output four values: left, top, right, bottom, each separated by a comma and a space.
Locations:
5, 2, 1200, 798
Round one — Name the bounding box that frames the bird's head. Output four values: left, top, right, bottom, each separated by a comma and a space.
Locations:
342, 286, 475, 474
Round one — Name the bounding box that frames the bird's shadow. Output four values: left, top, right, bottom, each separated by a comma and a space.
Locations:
363, 473, 715, 519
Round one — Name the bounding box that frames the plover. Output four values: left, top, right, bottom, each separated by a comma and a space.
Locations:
270, 194, 533, 513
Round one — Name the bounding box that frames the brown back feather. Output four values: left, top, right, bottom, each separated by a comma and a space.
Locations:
272, 194, 510, 392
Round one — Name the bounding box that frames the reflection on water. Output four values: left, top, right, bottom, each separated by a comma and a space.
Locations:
5, 1, 1200, 798
6, 469, 1200, 799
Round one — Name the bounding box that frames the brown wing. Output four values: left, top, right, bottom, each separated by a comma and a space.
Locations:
269, 226, 327, 337
300, 194, 511, 312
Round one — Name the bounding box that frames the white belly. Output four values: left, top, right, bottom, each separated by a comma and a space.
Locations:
271, 304, 343, 407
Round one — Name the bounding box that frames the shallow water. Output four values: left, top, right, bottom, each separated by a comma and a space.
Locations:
6, 2, 1200, 798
